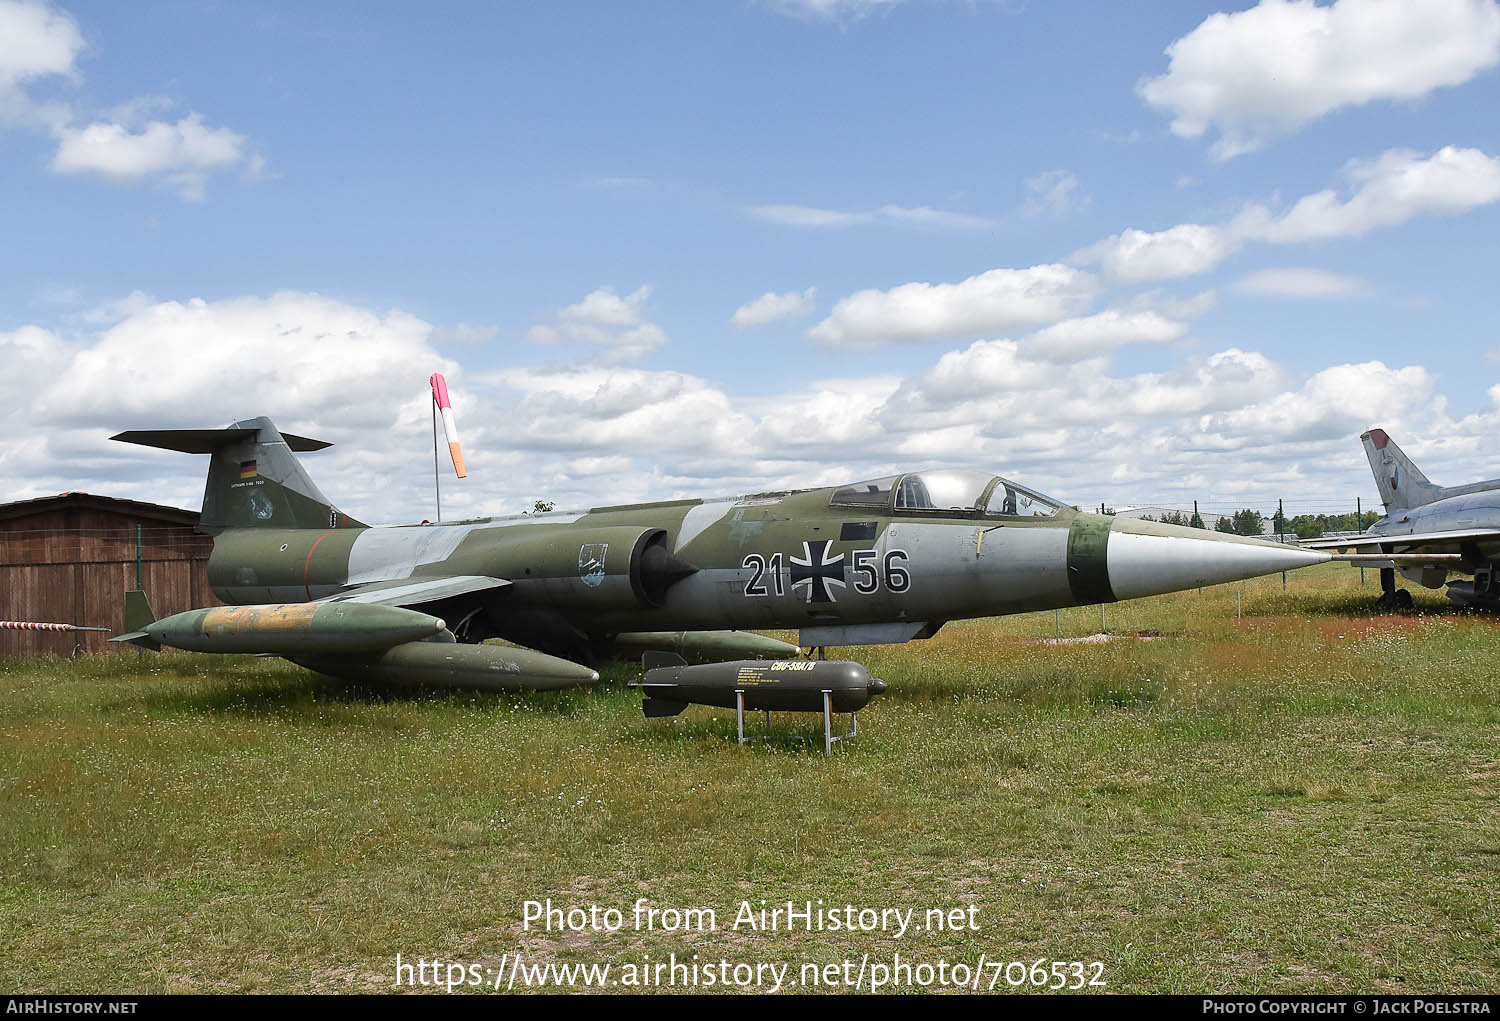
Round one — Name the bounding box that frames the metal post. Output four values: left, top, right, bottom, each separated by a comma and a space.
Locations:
1280, 498, 1286, 589
823, 690, 833, 756
135, 523, 142, 590
1237, 589, 1241, 621
1358, 496, 1364, 586
736, 690, 746, 744
1100, 604, 1106, 634
1054, 609, 1060, 642
432, 398, 442, 523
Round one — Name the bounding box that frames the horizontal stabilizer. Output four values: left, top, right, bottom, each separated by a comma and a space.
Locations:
112, 428, 332, 453
642, 650, 688, 670
642, 697, 689, 718
108, 631, 160, 651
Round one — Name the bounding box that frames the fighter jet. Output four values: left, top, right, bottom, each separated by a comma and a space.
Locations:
1303, 429, 1497, 611
109, 416, 1330, 689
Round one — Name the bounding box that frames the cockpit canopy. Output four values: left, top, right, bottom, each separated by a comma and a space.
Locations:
829, 469, 1064, 518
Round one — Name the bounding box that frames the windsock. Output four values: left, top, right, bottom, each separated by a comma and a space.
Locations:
429, 372, 467, 478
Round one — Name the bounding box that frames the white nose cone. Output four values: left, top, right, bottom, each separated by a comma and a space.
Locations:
1108, 531, 1330, 601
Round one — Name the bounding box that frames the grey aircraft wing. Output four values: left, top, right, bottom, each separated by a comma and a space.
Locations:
317, 575, 512, 608
1303, 528, 1500, 550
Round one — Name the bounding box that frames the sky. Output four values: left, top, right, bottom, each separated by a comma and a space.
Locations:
2, 0, 1499, 525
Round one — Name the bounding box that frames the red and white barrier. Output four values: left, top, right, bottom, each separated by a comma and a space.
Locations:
0, 621, 110, 632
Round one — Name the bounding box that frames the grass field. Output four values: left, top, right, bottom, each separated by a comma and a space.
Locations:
2, 563, 1497, 994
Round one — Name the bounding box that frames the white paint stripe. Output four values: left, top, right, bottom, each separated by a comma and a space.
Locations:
675, 500, 736, 552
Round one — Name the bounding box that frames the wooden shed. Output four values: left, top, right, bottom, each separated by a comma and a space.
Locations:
0, 493, 218, 658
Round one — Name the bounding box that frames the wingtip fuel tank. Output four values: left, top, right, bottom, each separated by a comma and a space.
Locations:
111, 601, 449, 655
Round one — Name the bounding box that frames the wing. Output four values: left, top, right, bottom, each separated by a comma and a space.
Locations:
316, 575, 511, 609
1302, 528, 1500, 551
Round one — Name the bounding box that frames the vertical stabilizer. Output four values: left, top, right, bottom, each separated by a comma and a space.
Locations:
123, 590, 155, 633
1362, 429, 1442, 511
111, 417, 365, 533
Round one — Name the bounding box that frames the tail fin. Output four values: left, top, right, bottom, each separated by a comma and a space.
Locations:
112, 416, 365, 534
111, 590, 160, 650
123, 590, 155, 632
1362, 429, 1442, 511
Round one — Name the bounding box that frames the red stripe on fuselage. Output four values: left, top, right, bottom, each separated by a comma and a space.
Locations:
303, 530, 336, 600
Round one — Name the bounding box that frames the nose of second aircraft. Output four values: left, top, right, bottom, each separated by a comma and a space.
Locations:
1105, 522, 1331, 601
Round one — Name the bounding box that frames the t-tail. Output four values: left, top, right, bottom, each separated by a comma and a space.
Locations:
1362, 428, 1500, 512
111, 416, 365, 534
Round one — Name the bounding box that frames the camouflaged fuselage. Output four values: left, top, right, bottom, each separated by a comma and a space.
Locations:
207, 485, 1311, 642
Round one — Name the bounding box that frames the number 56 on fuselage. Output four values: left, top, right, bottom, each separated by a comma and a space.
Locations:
110, 417, 1329, 689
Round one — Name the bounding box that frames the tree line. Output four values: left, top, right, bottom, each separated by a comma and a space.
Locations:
1136, 509, 1380, 538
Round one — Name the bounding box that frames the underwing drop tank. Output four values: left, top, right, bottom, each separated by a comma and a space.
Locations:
293, 640, 601, 691
609, 630, 801, 663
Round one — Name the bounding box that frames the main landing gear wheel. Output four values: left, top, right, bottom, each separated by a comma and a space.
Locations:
1374, 568, 1415, 613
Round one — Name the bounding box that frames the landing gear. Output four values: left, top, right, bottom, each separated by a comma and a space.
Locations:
1374, 567, 1414, 612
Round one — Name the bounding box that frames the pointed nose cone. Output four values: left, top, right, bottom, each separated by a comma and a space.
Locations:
1107, 525, 1330, 601
869, 677, 888, 697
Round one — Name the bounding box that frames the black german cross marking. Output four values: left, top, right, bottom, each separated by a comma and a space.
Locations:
789, 539, 846, 603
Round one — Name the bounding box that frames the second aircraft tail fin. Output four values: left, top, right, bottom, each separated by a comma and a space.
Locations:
1361, 429, 1442, 511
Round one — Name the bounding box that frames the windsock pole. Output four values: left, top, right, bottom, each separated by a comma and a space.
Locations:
429, 372, 467, 523
432, 397, 442, 523
429, 373, 467, 477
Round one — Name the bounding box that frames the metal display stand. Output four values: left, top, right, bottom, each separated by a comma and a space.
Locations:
734, 688, 860, 757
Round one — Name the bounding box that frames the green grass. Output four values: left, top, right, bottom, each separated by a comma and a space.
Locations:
2, 564, 1497, 993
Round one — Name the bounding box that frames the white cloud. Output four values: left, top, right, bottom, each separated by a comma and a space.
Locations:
1201, 360, 1436, 443
1022, 169, 1089, 217
1139, 0, 1500, 160
1021, 307, 1190, 361
51, 114, 249, 200
750, 202, 993, 229
808, 264, 1097, 347
1, 289, 1485, 522
751, 204, 873, 228
731, 287, 817, 329
34, 292, 448, 431
482, 367, 756, 463
1073, 223, 1237, 284
528, 286, 669, 363
0, 292, 469, 516
0, 0, 81, 128
1233, 146, 1500, 243
763, 0, 905, 22
1233, 267, 1371, 299
876, 204, 995, 229
0, 1, 257, 198
1073, 146, 1500, 283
